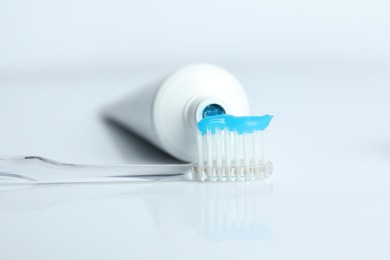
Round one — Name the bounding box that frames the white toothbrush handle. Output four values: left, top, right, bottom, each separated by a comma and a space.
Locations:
0, 156, 192, 184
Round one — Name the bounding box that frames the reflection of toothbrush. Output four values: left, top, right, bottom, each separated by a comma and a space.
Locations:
0, 114, 272, 184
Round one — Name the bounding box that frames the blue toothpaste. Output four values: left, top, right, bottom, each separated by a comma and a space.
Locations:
198, 114, 273, 135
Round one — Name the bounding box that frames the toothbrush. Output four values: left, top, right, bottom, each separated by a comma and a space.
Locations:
194, 114, 273, 182
0, 115, 273, 184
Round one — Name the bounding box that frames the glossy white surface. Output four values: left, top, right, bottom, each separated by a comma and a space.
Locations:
1, 0, 390, 256
1, 63, 390, 259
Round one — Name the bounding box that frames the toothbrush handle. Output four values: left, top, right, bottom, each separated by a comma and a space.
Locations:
0, 156, 192, 184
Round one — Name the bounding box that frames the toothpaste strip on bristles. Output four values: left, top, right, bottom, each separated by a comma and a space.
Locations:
194, 114, 273, 182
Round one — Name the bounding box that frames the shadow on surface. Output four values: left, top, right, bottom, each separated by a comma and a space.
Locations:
102, 117, 182, 164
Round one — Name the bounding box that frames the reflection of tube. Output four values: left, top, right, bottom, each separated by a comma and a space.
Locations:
105, 64, 250, 162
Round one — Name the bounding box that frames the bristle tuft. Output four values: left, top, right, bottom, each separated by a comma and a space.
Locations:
193, 129, 272, 182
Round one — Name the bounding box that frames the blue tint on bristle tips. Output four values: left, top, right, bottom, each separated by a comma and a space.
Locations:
198, 114, 273, 135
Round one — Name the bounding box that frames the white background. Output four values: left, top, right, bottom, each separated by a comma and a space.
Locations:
1, 0, 390, 259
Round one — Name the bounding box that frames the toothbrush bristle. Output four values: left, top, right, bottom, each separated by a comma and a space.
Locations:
193, 128, 272, 182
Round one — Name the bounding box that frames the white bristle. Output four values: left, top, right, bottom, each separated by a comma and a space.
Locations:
254, 131, 261, 177
243, 133, 250, 177
194, 127, 272, 182
253, 131, 259, 166
224, 130, 231, 178
215, 129, 222, 179
206, 130, 213, 178
196, 131, 204, 179
234, 131, 240, 178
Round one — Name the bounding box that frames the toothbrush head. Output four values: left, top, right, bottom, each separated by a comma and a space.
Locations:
193, 114, 273, 182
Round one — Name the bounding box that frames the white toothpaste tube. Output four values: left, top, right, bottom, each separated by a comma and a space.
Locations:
105, 63, 250, 162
